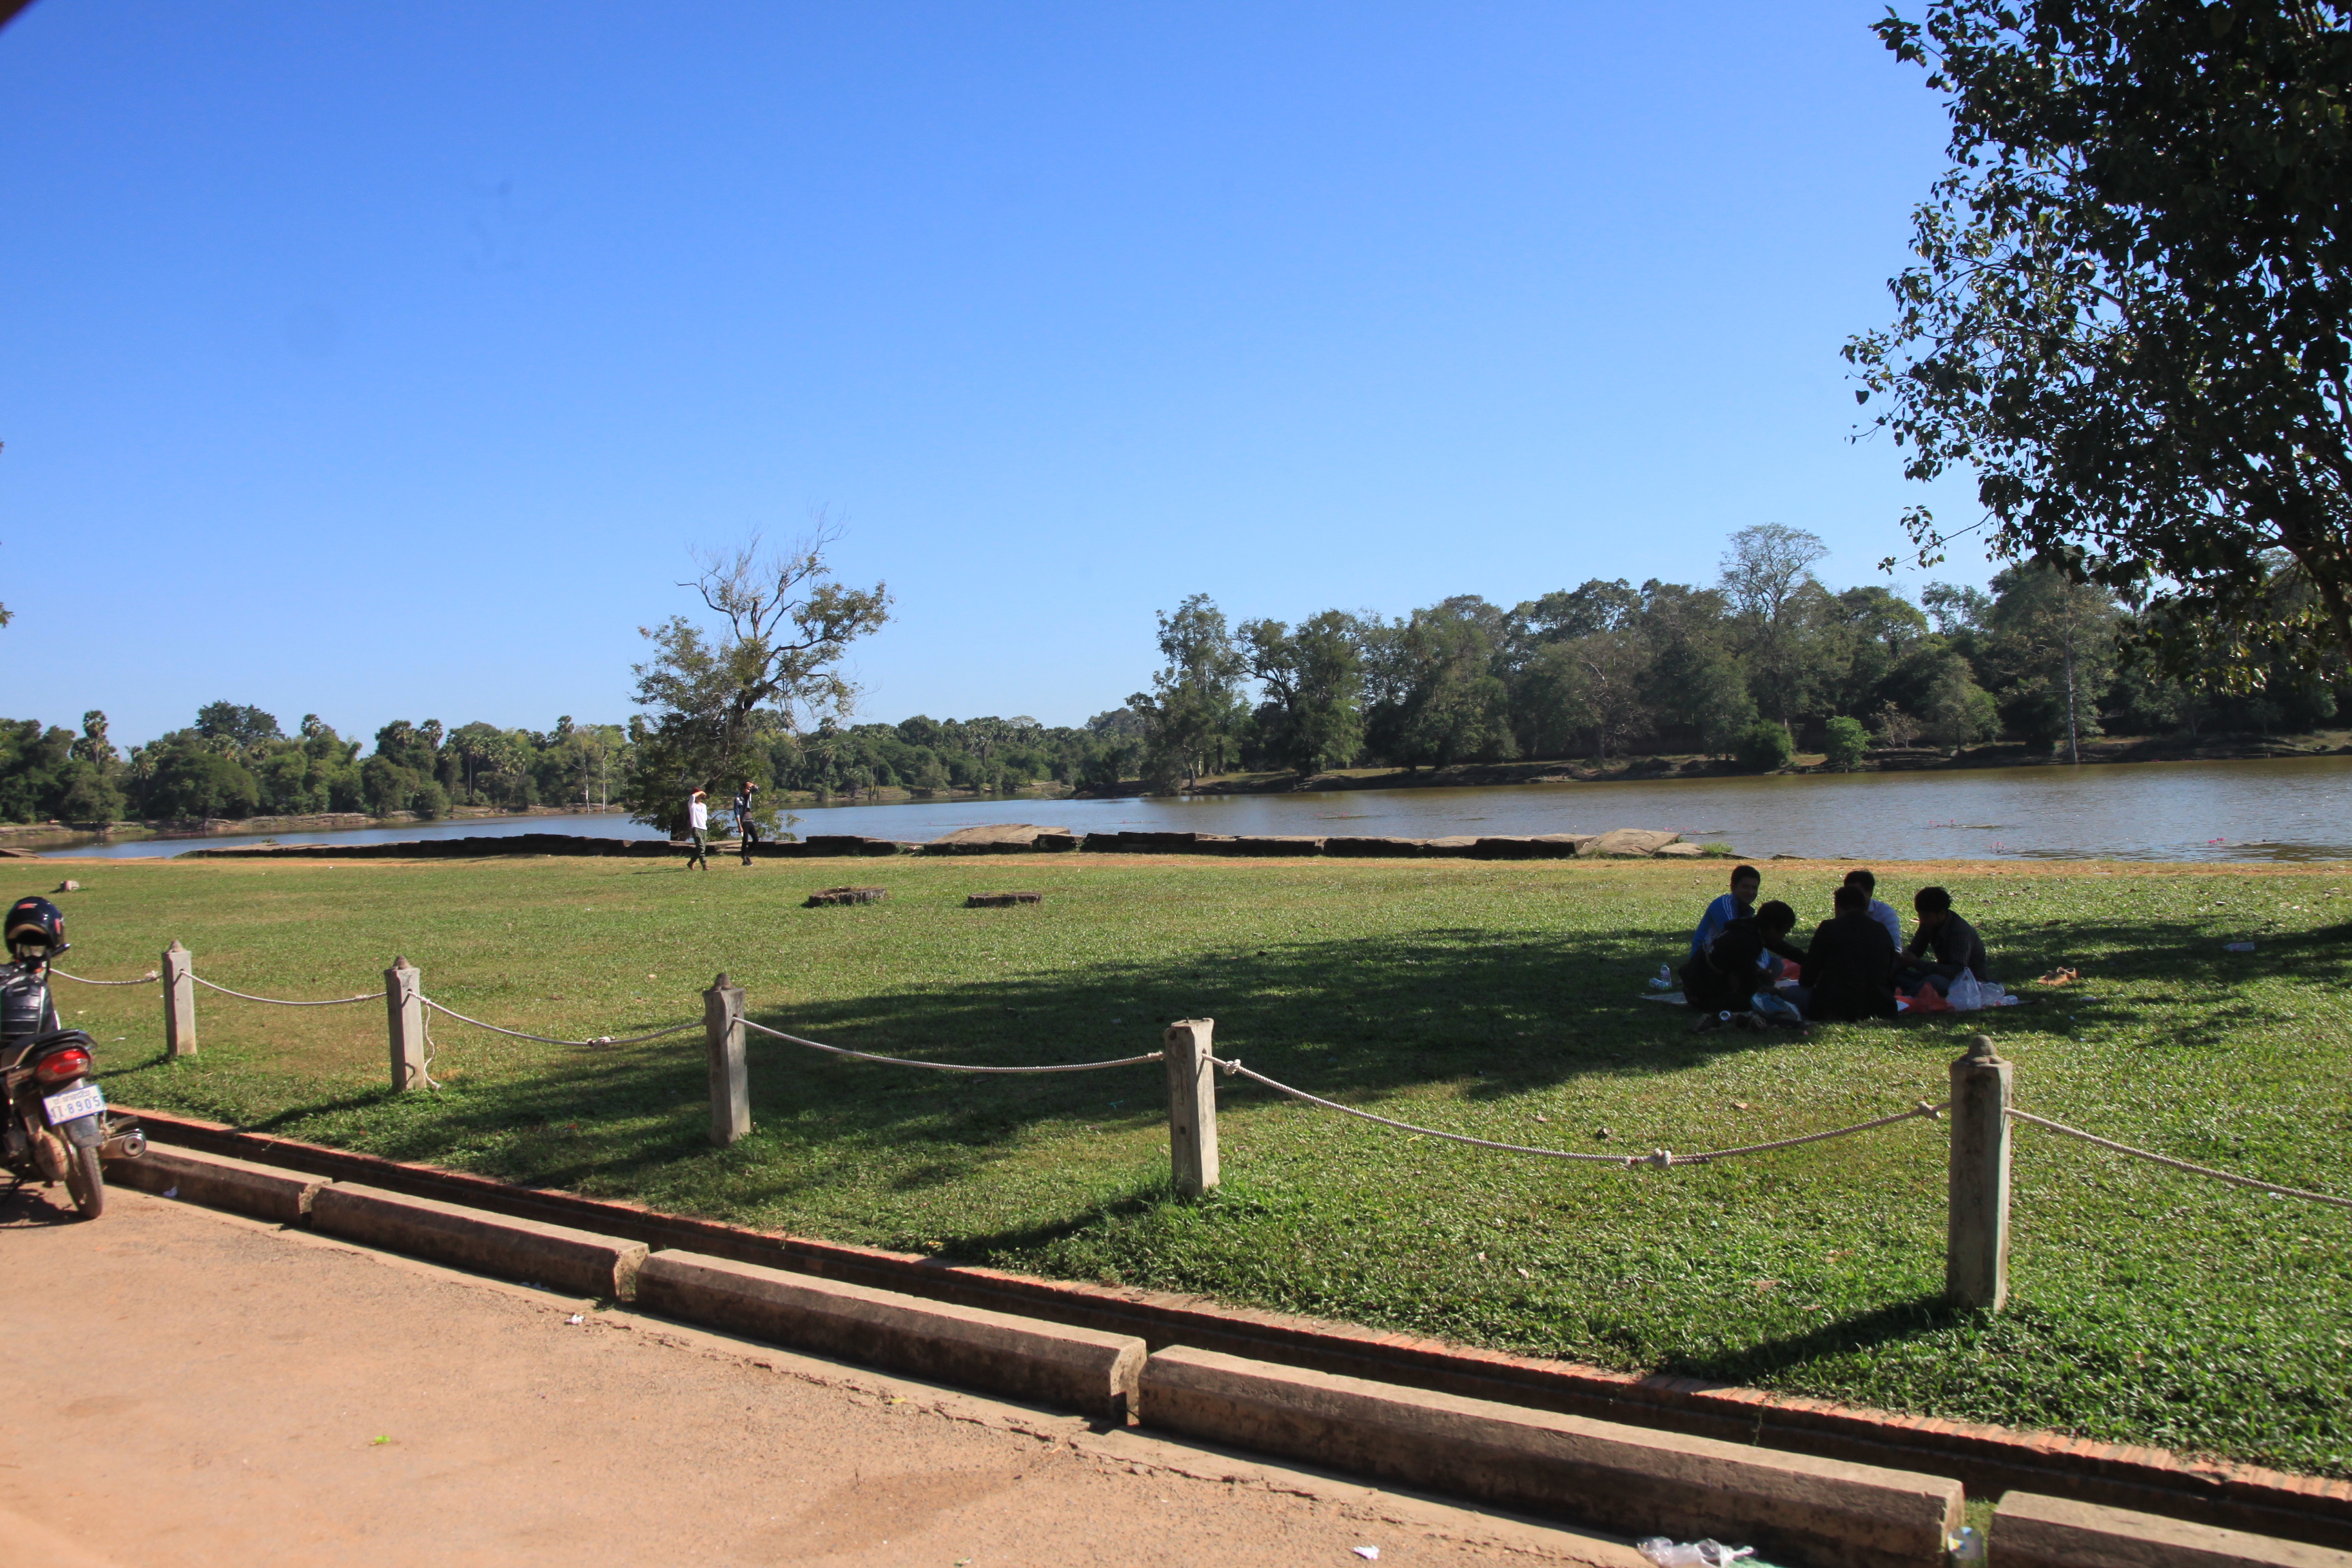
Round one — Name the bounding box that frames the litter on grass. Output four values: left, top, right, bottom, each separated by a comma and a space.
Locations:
1637, 1540, 1754, 1567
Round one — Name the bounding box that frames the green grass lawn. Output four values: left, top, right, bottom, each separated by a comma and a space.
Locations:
45, 849, 2352, 1478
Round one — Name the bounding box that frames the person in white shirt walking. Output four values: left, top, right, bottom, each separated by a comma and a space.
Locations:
687, 788, 710, 871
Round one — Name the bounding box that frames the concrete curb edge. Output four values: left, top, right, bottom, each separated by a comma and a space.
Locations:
112, 1107, 2352, 1551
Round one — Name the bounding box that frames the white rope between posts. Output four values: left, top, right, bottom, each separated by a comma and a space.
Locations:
192, 975, 385, 1007
1217, 1056, 1947, 1169
1216, 1059, 1634, 1163
50, 969, 159, 986
742, 1017, 1164, 1074
420, 997, 702, 1049
2009, 1109, 2352, 1211
1655, 1101, 1950, 1166
416, 1008, 443, 1093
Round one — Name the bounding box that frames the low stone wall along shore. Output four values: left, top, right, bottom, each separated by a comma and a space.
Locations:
184, 823, 1717, 862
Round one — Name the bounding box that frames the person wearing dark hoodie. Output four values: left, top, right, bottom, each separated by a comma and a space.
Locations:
1901, 885, 1993, 994
1682, 899, 1803, 1020
1793, 883, 1901, 1022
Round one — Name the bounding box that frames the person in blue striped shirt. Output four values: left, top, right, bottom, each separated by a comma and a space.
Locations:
1688, 864, 1762, 961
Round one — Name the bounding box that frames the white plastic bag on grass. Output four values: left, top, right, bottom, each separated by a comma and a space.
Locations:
1947, 972, 1984, 1011
1637, 1541, 1753, 1567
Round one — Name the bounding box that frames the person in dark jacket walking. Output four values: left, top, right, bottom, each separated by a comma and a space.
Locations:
734, 779, 761, 866
1793, 883, 1900, 1021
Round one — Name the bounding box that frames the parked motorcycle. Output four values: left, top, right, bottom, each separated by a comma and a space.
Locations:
0, 896, 142, 1219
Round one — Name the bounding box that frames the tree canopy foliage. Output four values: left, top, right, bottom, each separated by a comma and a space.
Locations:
1126, 593, 1250, 790
1848, 0, 2352, 679
623, 532, 891, 834
1115, 527, 2349, 787
5, 528, 2346, 830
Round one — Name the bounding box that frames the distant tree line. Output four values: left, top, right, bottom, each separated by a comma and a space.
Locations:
7, 527, 2340, 829
0, 704, 638, 827
1116, 526, 2351, 789
0, 700, 1125, 828
747, 710, 1145, 804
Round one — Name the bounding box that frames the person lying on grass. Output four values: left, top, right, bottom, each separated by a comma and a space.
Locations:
1688, 863, 1762, 962
1791, 882, 1901, 1022
1900, 885, 1993, 996
1681, 898, 1803, 1021
1841, 867, 1904, 950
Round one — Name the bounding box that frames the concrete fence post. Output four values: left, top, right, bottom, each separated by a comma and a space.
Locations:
1163, 1018, 1220, 1197
1946, 1033, 2013, 1311
385, 957, 426, 1092
161, 939, 196, 1058
704, 973, 750, 1146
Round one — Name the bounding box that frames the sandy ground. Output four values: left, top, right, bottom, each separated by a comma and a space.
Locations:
0, 1183, 1640, 1568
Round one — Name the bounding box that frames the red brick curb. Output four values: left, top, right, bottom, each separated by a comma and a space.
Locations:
123, 1107, 2352, 1551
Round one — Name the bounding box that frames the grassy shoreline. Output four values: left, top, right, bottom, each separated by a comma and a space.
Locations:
46, 851, 2352, 1478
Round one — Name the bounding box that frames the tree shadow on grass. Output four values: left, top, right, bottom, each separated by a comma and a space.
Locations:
1663, 1294, 1962, 1386
722, 926, 1799, 1159
95, 923, 1795, 1204
925, 1175, 1174, 1263
99, 911, 2349, 1219
1952, 915, 2352, 1047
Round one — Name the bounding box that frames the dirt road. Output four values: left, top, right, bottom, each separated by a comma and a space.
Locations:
1, 1183, 1637, 1567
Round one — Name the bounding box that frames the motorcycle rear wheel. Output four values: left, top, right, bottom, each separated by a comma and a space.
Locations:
63, 1141, 104, 1219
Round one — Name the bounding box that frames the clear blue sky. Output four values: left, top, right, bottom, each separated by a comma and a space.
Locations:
2, 1, 1978, 747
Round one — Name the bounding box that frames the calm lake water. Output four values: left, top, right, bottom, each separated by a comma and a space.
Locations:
44, 755, 2352, 862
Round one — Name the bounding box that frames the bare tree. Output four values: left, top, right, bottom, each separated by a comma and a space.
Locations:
1718, 524, 1829, 625
624, 528, 890, 833
1719, 524, 1829, 728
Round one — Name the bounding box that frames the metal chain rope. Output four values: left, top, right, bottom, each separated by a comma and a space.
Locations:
2009, 1109, 2352, 1211
1218, 1056, 1948, 1169
743, 1018, 1163, 1074
50, 969, 159, 986
192, 975, 385, 1007
421, 998, 701, 1049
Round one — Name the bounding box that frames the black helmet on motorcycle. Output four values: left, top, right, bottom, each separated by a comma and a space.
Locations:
5, 896, 67, 960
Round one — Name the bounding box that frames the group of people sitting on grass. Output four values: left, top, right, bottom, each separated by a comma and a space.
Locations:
1678, 864, 1995, 1030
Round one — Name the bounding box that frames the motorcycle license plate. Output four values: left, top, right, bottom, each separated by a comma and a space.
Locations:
43, 1083, 104, 1124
